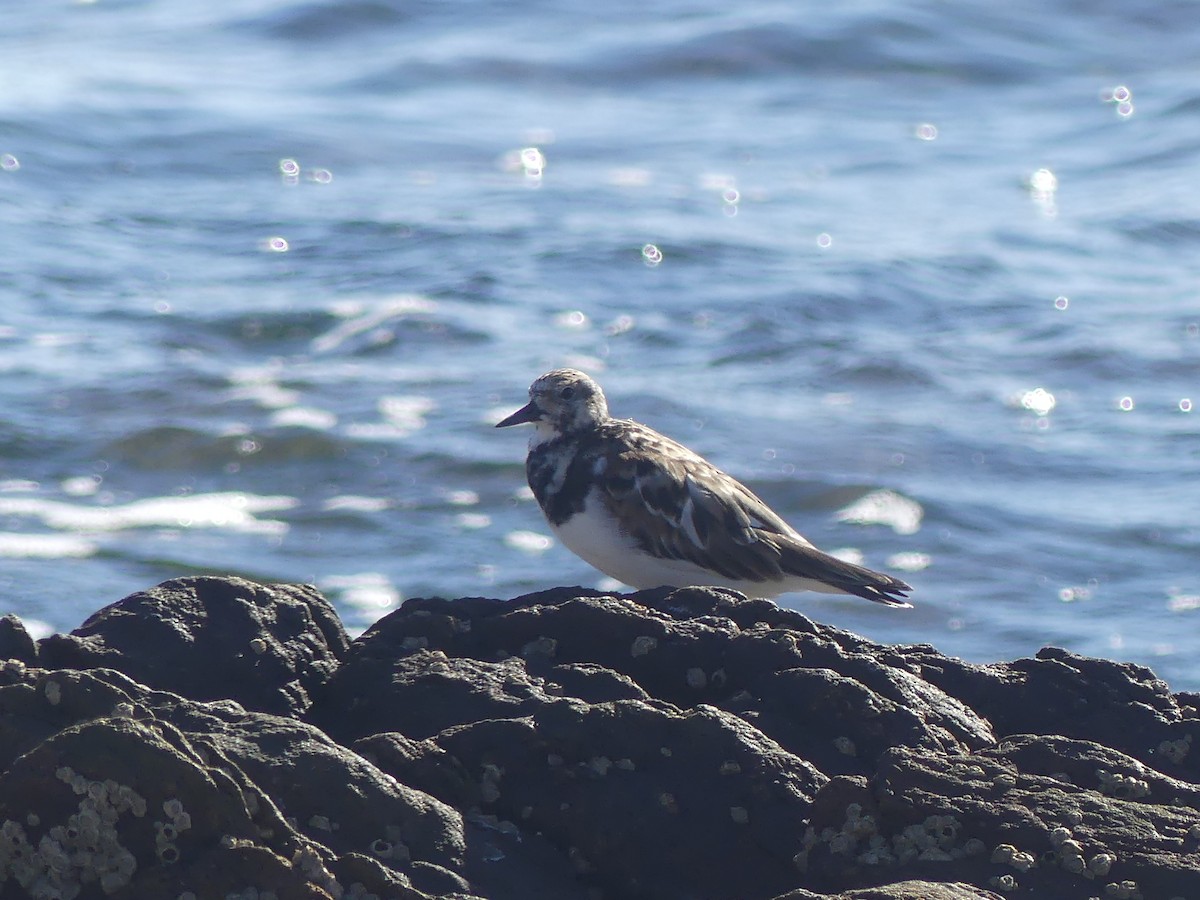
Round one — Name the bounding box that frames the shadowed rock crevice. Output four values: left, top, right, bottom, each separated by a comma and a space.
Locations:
0, 576, 1196, 899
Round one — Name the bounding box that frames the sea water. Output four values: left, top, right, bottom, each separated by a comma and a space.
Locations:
1, 0, 1197, 689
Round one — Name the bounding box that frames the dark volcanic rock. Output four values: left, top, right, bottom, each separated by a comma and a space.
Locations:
0, 663, 473, 899
324, 587, 994, 769
1, 576, 1199, 899
0, 615, 36, 665
38, 576, 349, 717
152, 697, 468, 887
804, 742, 1200, 898
0, 702, 327, 898
314, 583, 1200, 899
439, 699, 824, 900
314, 650, 560, 743
907, 645, 1200, 783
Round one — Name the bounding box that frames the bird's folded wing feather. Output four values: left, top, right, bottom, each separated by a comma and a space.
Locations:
592, 425, 797, 581
594, 422, 911, 604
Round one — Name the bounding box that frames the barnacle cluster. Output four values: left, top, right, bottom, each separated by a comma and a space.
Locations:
520, 636, 557, 658
795, 806, 967, 871
0, 767, 146, 898
1090, 852, 1115, 877
368, 825, 411, 862
111, 702, 135, 719
892, 814, 962, 864
1102, 880, 1143, 899
480, 763, 503, 803
154, 797, 193, 865
1056, 837, 1087, 874
568, 845, 593, 874
1040, 823, 1118, 881
630, 635, 658, 657
991, 842, 1035, 872
1157, 735, 1191, 764
1096, 769, 1150, 800
987, 873, 1017, 892
291, 844, 339, 896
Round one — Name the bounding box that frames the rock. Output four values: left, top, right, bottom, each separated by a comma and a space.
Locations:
0, 663, 472, 899
153, 696, 468, 891
905, 645, 1200, 783
355, 732, 482, 810
37, 576, 349, 717
0, 712, 328, 898
774, 882, 1004, 899
429, 698, 826, 900
323, 587, 993, 768
1, 576, 1199, 900
314, 650, 561, 742
0, 615, 36, 665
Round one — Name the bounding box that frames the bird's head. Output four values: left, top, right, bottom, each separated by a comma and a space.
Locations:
496, 369, 609, 440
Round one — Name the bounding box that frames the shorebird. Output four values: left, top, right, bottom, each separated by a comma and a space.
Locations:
497, 369, 912, 606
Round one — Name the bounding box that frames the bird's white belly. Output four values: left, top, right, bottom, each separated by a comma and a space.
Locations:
549, 496, 655, 586
550, 492, 838, 598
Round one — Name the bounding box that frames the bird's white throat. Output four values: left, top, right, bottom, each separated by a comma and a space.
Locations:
528, 420, 563, 449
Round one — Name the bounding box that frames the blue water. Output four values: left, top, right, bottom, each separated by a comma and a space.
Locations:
2, 0, 1197, 690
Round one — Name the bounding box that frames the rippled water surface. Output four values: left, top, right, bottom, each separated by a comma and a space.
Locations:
2, 0, 1198, 689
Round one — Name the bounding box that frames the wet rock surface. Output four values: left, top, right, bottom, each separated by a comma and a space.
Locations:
38, 576, 348, 718
0, 576, 1197, 899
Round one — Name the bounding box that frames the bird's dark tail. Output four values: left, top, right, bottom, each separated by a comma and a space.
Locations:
778, 540, 913, 607
851, 574, 913, 608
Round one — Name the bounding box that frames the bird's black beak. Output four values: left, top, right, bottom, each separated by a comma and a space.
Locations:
495, 400, 541, 428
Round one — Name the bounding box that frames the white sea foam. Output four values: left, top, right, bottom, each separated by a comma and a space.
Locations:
836, 490, 924, 536
322, 496, 390, 513
21, 618, 54, 641
504, 530, 553, 554
311, 294, 437, 353
0, 480, 40, 493
270, 406, 338, 430
346, 395, 436, 441
321, 573, 401, 613
828, 547, 865, 566
226, 365, 300, 409
0, 492, 296, 535
887, 552, 932, 572
379, 395, 435, 434
0, 532, 98, 558
455, 512, 492, 530
60, 476, 102, 497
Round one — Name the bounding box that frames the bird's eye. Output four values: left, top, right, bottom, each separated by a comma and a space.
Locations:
560, 387, 575, 399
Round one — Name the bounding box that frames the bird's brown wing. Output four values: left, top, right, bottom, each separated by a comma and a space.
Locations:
592, 420, 912, 606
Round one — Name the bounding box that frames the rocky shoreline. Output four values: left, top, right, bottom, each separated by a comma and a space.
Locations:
0, 576, 1197, 899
